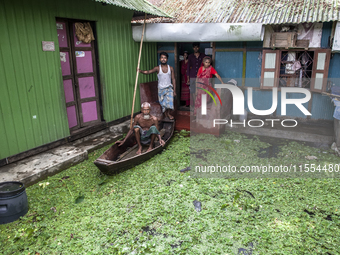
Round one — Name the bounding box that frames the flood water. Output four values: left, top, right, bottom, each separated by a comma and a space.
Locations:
253, 135, 329, 159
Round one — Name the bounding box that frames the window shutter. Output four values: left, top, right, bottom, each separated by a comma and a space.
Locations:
311, 49, 331, 92
261, 50, 280, 89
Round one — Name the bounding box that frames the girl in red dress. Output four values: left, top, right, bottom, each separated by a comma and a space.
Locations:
194, 56, 224, 114
180, 51, 190, 107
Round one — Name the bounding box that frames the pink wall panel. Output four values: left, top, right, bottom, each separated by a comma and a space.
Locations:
57, 22, 68, 47
60, 51, 71, 76
76, 51, 93, 73
78, 77, 95, 99
73, 24, 91, 47
66, 106, 78, 128
63, 79, 74, 103
81, 101, 98, 123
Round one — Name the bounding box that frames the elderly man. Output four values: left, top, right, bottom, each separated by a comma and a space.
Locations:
138, 52, 176, 120
116, 102, 165, 155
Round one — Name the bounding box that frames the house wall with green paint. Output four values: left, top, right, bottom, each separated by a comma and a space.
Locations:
0, 0, 157, 159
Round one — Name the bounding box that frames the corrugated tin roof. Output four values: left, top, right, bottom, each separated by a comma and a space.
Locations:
96, 0, 171, 17
132, 0, 340, 24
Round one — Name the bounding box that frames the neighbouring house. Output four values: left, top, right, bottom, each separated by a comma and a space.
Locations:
0, 0, 170, 166
132, 0, 340, 131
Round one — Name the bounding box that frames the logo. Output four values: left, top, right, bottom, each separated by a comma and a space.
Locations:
197, 82, 222, 107
198, 84, 312, 128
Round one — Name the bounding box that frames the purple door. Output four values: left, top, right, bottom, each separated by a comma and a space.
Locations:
57, 20, 101, 131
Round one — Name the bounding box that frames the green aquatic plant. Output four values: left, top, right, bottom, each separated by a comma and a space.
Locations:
1, 131, 339, 254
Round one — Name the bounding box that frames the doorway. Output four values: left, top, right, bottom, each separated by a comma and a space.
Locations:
177, 42, 213, 110
56, 19, 102, 132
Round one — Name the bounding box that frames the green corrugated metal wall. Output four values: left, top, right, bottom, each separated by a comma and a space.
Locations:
0, 0, 157, 159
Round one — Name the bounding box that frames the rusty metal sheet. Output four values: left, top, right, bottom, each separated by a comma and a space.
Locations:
132, 0, 340, 24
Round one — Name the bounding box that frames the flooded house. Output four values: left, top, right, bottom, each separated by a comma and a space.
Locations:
0, 0, 170, 166
132, 0, 340, 146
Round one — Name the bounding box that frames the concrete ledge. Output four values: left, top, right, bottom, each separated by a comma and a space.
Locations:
19, 151, 89, 187
0, 120, 130, 187
0, 146, 88, 187
109, 120, 130, 134
78, 134, 123, 153
228, 126, 334, 146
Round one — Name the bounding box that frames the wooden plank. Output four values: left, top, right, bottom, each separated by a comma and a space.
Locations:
116, 144, 138, 162
292, 33, 297, 47
286, 33, 291, 49
174, 42, 180, 109
68, 122, 107, 141
157, 50, 174, 53
296, 40, 309, 49
212, 42, 216, 67
95, 159, 113, 164
271, 33, 276, 47
271, 32, 297, 48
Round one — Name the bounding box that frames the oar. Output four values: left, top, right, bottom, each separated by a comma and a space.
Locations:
130, 13, 147, 130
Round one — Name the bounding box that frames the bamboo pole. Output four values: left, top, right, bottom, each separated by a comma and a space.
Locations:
130, 13, 147, 130
322, 92, 340, 99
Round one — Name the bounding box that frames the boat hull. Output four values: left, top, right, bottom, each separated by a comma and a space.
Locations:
94, 121, 175, 175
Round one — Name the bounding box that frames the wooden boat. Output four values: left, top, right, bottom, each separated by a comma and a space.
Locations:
94, 120, 174, 175
94, 81, 176, 175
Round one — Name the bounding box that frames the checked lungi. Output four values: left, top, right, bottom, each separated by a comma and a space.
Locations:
158, 86, 174, 113
134, 125, 160, 144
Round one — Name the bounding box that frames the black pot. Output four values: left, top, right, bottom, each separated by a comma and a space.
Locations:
0, 181, 29, 224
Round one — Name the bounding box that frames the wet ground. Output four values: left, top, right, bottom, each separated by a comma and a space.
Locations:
255, 135, 330, 159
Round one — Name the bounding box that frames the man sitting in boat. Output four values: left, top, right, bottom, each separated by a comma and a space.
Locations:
116, 102, 165, 155
138, 52, 176, 120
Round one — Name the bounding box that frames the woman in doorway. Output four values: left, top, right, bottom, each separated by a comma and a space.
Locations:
194, 56, 224, 114
180, 51, 190, 107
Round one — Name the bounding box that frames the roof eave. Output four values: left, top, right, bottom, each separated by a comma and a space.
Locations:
96, 0, 173, 18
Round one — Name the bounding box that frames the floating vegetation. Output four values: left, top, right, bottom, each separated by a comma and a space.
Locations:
1, 131, 340, 254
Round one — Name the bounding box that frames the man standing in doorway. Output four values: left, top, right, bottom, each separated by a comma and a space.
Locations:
187, 42, 206, 107
138, 52, 176, 120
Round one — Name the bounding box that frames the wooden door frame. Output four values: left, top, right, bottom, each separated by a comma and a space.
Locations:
56, 19, 80, 131
56, 17, 103, 129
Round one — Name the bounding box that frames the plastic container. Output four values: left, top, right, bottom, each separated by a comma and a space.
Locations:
0, 181, 28, 224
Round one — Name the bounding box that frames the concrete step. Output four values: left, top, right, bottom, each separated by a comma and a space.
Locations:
0, 121, 130, 187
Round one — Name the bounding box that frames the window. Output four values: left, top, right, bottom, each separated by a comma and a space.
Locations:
261, 49, 331, 92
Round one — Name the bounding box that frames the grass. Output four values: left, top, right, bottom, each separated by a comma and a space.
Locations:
1, 131, 340, 254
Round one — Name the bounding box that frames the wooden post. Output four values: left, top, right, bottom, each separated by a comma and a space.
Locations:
130, 13, 147, 129
174, 42, 179, 110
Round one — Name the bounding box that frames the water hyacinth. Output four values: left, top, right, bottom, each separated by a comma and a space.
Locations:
0, 131, 339, 254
